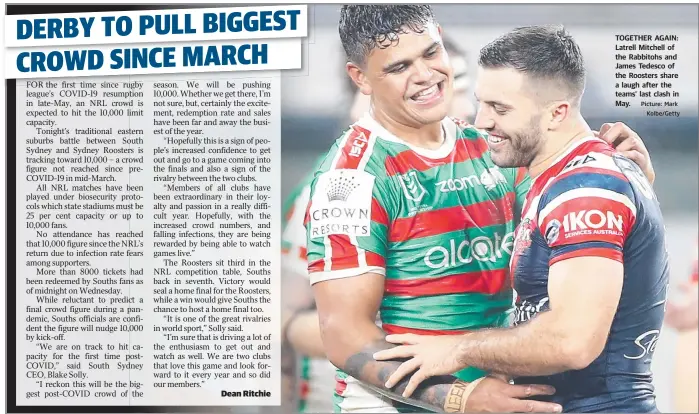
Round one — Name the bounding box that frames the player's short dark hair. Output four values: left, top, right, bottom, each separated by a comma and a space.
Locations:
341, 33, 464, 97
478, 25, 585, 103
339, 5, 436, 66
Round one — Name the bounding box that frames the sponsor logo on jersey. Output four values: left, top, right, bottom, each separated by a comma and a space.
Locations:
510, 220, 535, 280
435, 168, 507, 193
399, 171, 427, 203
562, 209, 623, 238
326, 172, 360, 202
310, 169, 373, 239
513, 219, 534, 253
348, 129, 370, 158
514, 296, 550, 325
545, 219, 561, 244
563, 154, 597, 171
423, 232, 514, 269
623, 329, 660, 360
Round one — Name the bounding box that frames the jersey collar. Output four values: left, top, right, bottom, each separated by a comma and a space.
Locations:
356, 113, 457, 160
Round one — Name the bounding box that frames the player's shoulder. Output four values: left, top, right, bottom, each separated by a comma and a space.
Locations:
533, 139, 643, 224
316, 120, 391, 180
543, 138, 634, 196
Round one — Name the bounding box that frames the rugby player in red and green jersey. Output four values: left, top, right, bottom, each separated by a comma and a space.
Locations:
306, 6, 655, 413
280, 36, 477, 413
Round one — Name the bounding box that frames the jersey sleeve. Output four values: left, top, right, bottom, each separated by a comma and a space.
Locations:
536, 170, 637, 266
305, 168, 390, 284
304, 130, 390, 285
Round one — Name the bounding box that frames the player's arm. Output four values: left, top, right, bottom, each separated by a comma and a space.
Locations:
448, 256, 623, 376
378, 260, 624, 380
378, 260, 623, 384
314, 272, 470, 412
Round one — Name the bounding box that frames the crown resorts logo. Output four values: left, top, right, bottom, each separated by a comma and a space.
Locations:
310, 169, 372, 239
326, 171, 360, 202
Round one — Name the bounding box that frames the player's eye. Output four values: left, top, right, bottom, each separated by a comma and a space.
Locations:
493, 105, 508, 115
389, 64, 407, 74
424, 48, 438, 58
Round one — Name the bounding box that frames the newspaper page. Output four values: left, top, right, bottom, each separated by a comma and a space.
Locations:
7, 4, 306, 409
5, 3, 699, 414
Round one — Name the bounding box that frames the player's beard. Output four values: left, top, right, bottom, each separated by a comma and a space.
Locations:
490, 114, 544, 168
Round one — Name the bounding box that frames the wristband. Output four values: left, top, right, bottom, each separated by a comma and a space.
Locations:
444, 378, 484, 413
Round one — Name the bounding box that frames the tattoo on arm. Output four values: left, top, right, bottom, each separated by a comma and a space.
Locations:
342, 334, 466, 412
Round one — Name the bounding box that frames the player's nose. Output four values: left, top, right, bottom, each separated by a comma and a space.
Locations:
412, 60, 434, 84
474, 106, 494, 130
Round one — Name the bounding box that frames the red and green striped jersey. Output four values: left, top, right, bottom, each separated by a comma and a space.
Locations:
305, 114, 531, 384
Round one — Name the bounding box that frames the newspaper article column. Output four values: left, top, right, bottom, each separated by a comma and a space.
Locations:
16, 72, 281, 406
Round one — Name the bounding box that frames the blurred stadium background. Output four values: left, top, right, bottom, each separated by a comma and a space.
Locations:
280, 4, 698, 412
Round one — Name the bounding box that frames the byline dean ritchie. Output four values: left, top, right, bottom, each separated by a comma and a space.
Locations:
221, 390, 272, 397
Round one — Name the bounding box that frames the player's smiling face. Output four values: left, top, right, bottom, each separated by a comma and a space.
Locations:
359, 22, 453, 127
474, 66, 545, 168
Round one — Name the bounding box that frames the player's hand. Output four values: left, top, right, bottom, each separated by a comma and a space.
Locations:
665, 282, 699, 331
374, 334, 561, 412
595, 122, 655, 184
456, 376, 561, 413
374, 334, 465, 396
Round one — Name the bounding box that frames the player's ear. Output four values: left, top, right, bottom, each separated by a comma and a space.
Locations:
347, 62, 372, 96
547, 100, 570, 131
